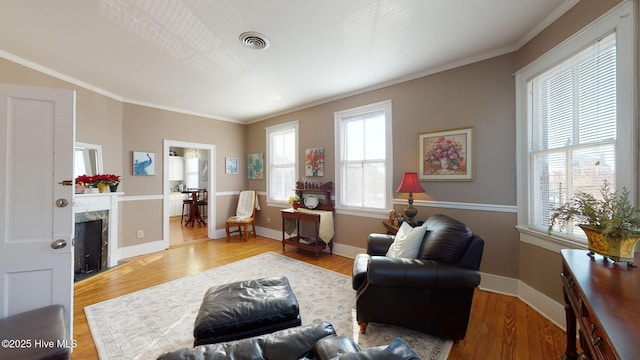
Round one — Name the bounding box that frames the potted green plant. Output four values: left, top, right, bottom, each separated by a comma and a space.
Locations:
549, 180, 640, 266
288, 195, 301, 209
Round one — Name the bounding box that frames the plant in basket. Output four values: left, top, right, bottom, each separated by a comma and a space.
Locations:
548, 180, 640, 266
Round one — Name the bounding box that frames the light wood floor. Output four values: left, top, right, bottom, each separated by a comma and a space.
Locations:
73, 228, 569, 359
168, 217, 208, 246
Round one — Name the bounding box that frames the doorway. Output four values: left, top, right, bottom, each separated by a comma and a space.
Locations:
162, 140, 216, 250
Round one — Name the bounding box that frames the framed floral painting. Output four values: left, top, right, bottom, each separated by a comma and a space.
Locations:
418, 126, 474, 181
305, 148, 324, 176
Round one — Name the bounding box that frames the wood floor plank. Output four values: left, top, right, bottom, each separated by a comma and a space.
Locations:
485, 291, 506, 359
525, 301, 544, 359
500, 295, 517, 359
73, 222, 570, 359
514, 296, 532, 359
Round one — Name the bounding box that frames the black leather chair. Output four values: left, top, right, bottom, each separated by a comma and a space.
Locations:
352, 214, 484, 340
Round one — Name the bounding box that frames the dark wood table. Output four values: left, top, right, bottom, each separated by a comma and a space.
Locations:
181, 189, 205, 227
561, 249, 640, 359
281, 208, 332, 259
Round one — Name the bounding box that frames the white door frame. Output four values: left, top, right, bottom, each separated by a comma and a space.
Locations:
162, 140, 216, 248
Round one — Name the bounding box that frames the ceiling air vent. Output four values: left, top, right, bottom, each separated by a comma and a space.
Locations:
239, 32, 270, 50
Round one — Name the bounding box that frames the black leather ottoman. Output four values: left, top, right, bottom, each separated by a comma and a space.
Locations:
0, 305, 71, 360
193, 276, 301, 346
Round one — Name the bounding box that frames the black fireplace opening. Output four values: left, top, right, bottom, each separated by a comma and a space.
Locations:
75, 219, 103, 282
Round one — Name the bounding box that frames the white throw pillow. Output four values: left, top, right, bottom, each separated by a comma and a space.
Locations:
386, 222, 428, 259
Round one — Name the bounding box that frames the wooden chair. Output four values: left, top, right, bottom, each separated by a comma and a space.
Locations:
181, 197, 194, 226
226, 190, 257, 242
197, 189, 208, 223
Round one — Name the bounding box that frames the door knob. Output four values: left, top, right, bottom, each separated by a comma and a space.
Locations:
55, 198, 69, 207
51, 239, 67, 249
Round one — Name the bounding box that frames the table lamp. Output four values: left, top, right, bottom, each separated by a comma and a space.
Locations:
396, 172, 424, 225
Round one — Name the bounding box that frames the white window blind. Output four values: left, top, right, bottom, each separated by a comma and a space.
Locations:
529, 32, 617, 236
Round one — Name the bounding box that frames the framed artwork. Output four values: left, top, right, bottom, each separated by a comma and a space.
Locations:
305, 148, 324, 176
200, 160, 209, 181
225, 157, 238, 174
247, 153, 264, 179
418, 126, 474, 181
133, 151, 155, 175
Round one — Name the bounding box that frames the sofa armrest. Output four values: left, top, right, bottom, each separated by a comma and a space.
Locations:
367, 234, 395, 256
315, 336, 421, 360
314, 335, 361, 360
263, 321, 337, 359
366, 256, 481, 289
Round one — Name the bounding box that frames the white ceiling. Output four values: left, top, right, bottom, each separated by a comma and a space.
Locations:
0, 0, 575, 123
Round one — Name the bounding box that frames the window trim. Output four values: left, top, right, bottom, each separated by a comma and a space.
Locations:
265, 120, 299, 207
334, 100, 393, 217
515, 1, 636, 251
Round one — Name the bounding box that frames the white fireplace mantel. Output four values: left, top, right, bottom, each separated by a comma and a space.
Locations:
73, 192, 123, 268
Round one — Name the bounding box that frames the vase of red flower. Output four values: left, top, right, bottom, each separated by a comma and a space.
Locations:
75, 174, 121, 193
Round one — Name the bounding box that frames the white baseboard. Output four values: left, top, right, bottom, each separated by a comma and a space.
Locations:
255, 227, 361, 259
479, 272, 519, 296
479, 272, 566, 330
122, 228, 567, 330
331, 243, 361, 259
119, 240, 165, 260
213, 226, 282, 240
256, 226, 282, 241
329, 243, 566, 330
517, 281, 566, 330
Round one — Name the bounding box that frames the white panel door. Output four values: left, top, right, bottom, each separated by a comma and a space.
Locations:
0, 84, 75, 337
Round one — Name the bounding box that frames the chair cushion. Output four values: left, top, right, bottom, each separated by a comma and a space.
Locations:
226, 216, 254, 224
418, 214, 472, 264
385, 222, 428, 259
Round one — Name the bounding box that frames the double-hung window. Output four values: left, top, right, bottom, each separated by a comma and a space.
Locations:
184, 149, 199, 189
516, 3, 635, 246
334, 100, 392, 215
266, 121, 298, 204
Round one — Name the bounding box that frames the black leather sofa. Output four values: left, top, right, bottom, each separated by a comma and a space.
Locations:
352, 214, 484, 340
157, 321, 422, 360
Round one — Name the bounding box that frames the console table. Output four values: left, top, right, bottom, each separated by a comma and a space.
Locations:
561, 249, 640, 359
281, 182, 334, 258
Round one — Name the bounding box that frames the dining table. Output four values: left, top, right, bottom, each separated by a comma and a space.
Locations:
181, 189, 205, 227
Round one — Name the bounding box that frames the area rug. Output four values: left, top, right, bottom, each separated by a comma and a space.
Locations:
85, 251, 452, 359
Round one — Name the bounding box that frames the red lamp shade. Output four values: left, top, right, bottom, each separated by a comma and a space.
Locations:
396, 172, 424, 193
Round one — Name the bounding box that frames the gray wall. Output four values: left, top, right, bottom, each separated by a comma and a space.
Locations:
248, 53, 520, 279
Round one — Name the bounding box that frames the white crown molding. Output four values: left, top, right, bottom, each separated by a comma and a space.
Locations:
515, 0, 581, 49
